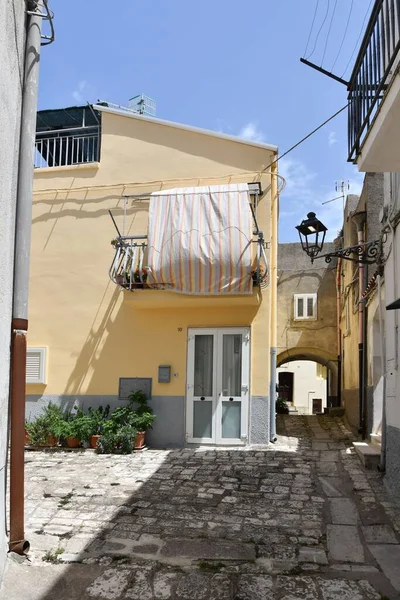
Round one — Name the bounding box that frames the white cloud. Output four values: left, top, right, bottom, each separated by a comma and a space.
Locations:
72, 80, 89, 103
328, 131, 337, 146
238, 122, 265, 142
279, 157, 317, 201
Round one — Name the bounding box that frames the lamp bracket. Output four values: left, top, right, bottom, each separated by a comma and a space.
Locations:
312, 239, 380, 265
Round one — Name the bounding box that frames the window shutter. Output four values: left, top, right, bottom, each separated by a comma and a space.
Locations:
26, 348, 46, 384
307, 296, 314, 317
297, 297, 304, 318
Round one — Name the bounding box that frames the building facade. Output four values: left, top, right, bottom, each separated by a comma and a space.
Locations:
0, 0, 27, 580
347, 0, 400, 494
27, 103, 278, 447
276, 243, 338, 412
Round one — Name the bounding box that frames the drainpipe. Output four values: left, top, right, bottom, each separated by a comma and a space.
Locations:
9, 0, 43, 555
352, 212, 367, 437
336, 258, 342, 408
269, 158, 278, 442
377, 274, 386, 471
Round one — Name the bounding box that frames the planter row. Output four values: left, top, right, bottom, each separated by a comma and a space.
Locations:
25, 431, 146, 450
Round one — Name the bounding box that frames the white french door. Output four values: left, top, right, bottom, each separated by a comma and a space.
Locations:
186, 328, 250, 445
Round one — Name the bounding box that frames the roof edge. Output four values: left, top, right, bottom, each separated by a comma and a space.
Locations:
93, 104, 278, 153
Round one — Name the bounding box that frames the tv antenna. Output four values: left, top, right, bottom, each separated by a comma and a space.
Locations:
322, 180, 350, 207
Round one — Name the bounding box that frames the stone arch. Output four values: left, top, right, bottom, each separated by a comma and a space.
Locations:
277, 346, 338, 404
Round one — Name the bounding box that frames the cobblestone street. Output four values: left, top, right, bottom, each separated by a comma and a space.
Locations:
1, 415, 400, 600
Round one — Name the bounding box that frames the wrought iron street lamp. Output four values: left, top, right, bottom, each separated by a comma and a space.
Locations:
296, 212, 381, 265
295, 212, 327, 262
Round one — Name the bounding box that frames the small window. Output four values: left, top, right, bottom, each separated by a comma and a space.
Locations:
26, 347, 47, 384
294, 293, 317, 320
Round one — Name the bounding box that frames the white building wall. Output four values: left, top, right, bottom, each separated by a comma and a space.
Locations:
383, 173, 400, 496
277, 360, 327, 415
0, 0, 26, 582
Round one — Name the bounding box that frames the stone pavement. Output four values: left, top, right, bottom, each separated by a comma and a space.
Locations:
1, 415, 400, 600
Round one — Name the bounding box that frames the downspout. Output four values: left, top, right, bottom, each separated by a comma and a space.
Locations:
352, 212, 366, 437
377, 273, 386, 471
336, 258, 342, 408
269, 158, 278, 442
9, 0, 43, 555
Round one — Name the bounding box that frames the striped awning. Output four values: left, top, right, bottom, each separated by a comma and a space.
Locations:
147, 184, 253, 294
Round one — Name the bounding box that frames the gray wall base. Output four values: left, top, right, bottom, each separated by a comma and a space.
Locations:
27, 394, 270, 448
26, 394, 185, 448
250, 396, 270, 444
385, 425, 400, 497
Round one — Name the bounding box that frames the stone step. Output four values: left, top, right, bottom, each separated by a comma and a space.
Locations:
370, 433, 382, 450
352, 441, 380, 469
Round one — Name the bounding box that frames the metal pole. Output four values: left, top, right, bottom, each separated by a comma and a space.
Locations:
377, 275, 386, 471
352, 212, 366, 436
269, 159, 278, 442
9, 0, 43, 555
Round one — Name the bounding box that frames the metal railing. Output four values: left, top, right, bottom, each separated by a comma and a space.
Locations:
348, 0, 400, 162
109, 234, 269, 291
34, 126, 100, 168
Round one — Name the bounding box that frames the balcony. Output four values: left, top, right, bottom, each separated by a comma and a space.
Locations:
348, 0, 400, 171
35, 105, 101, 169
35, 126, 100, 168
109, 234, 268, 308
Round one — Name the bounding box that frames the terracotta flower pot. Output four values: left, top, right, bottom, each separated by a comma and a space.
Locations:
66, 436, 80, 448
47, 434, 59, 447
90, 434, 100, 449
135, 431, 146, 450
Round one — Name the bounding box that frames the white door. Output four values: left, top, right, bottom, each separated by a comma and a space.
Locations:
186, 328, 250, 445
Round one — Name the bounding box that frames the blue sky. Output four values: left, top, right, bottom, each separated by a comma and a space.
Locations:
39, 0, 372, 242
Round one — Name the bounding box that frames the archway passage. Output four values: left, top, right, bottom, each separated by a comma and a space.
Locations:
277, 348, 338, 414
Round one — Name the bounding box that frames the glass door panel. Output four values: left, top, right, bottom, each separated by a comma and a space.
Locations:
221, 401, 241, 438
187, 331, 216, 444
222, 334, 242, 397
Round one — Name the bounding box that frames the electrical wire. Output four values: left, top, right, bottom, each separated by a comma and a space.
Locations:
321, 0, 338, 66
262, 103, 349, 174
331, 0, 354, 72
340, 0, 373, 79
303, 0, 320, 58
306, 0, 330, 60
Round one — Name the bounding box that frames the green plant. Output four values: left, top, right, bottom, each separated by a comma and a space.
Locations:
131, 412, 156, 432
276, 397, 289, 411
88, 405, 111, 435
42, 547, 64, 563
97, 425, 137, 455
60, 408, 92, 441
128, 389, 156, 432
25, 402, 64, 445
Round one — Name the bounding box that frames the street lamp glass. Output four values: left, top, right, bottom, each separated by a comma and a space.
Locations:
295, 212, 327, 261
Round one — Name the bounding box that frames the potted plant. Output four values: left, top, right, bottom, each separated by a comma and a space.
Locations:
87, 405, 110, 449
251, 265, 266, 285
97, 425, 137, 455
60, 408, 91, 448
128, 390, 156, 449
276, 397, 289, 415
25, 403, 64, 448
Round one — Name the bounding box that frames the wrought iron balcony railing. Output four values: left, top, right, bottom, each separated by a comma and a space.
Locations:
348, 0, 400, 162
34, 126, 100, 168
109, 234, 269, 291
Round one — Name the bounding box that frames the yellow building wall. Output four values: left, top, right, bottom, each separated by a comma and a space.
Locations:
29, 110, 275, 402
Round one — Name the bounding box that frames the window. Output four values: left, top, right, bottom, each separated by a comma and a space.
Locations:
294, 293, 317, 320
26, 347, 47, 384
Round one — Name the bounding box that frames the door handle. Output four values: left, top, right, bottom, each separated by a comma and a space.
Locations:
229, 397, 234, 401
200, 396, 205, 401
